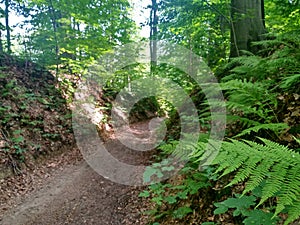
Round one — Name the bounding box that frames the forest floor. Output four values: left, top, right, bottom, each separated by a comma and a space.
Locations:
0, 120, 157, 225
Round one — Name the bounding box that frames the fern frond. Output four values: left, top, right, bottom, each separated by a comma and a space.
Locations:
242, 159, 274, 194
228, 55, 261, 69
212, 146, 239, 176
234, 123, 289, 137
258, 138, 295, 156
226, 115, 260, 127
227, 154, 262, 187
275, 165, 300, 216
280, 74, 300, 90
219, 141, 248, 178
252, 39, 293, 48
284, 201, 300, 225
221, 79, 278, 123
212, 138, 300, 224
257, 161, 289, 207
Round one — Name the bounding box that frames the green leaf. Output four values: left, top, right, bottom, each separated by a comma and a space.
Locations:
138, 191, 150, 198
186, 179, 209, 194
213, 138, 300, 224
162, 165, 175, 172
243, 210, 279, 225
176, 190, 189, 200
143, 167, 158, 183
12, 136, 24, 144
165, 196, 177, 204
213, 203, 229, 215
152, 196, 163, 206
172, 206, 193, 219
13, 130, 22, 135
214, 195, 256, 217
0, 73, 8, 79
0, 106, 9, 111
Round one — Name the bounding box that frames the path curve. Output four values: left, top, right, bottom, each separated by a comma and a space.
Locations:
1, 120, 157, 225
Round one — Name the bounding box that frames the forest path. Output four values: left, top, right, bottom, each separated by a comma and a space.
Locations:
0, 120, 158, 225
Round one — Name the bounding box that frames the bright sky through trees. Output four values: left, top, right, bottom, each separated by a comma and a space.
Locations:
0, 4, 25, 35
130, 0, 151, 37
1, 1, 150, 38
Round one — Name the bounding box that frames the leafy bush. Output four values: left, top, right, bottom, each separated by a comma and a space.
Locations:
139, 162, 211, 222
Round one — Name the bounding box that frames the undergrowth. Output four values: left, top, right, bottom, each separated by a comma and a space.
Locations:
140, 31, 300, 225
0, 55, 73, 173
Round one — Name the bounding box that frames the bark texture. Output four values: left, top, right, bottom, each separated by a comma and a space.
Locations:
230, 0, 266, 57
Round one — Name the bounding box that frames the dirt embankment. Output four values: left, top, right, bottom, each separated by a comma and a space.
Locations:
0, 53, 74, 179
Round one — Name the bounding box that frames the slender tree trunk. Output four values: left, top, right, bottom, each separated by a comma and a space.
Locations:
76, 22, 82, 58
48, 0, 59, 75
4, 0, 11, 54
0, 31, 3, 53
230, 0, 266, 57
150, 0, 158, 70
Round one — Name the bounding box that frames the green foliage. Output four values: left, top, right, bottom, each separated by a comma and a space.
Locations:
280, 74, 300, 91
214, 194, 279, 225
172, 206, 193, 219
214, 78, 289, 138
218, 30, 300, 138
234, 123, 289, 138
1, 1, 298, 225
1, 129, 26, 161
192, 29, 300, 225
214, 194, 257, 216
18, 0, 135, 74
243, 210, 278, 225
223, 31, 300, 92
143, 159, 175, 183
265, 0, 300, 32
140, 164, 210, 222
212, 138, 300, 225
221, 79, 277, 121
0, 60, 72, 166
158, 0, 230, 68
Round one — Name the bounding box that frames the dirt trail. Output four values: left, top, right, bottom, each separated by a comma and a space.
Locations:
0, 121, 158, 225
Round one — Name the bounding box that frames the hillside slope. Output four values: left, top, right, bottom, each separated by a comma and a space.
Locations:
0, 54, 75, 177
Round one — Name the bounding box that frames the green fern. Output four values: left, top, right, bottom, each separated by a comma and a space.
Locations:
199, 78, 289, 138
221, 79, 278, 121
210, 138, 300, 225
234, 123, 289, 137
219, 79, 287, 137
229, 55, 262, 75
226, 115, 260, 127
280, 74, 300, 90
224, 30, 300, 92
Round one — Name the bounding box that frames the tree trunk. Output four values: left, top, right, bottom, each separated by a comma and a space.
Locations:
0, 31, 3, 53
4, 0, 11, 54
230, 0, 266, 57
47, 0, 59, 75
150, 0, 158, 69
